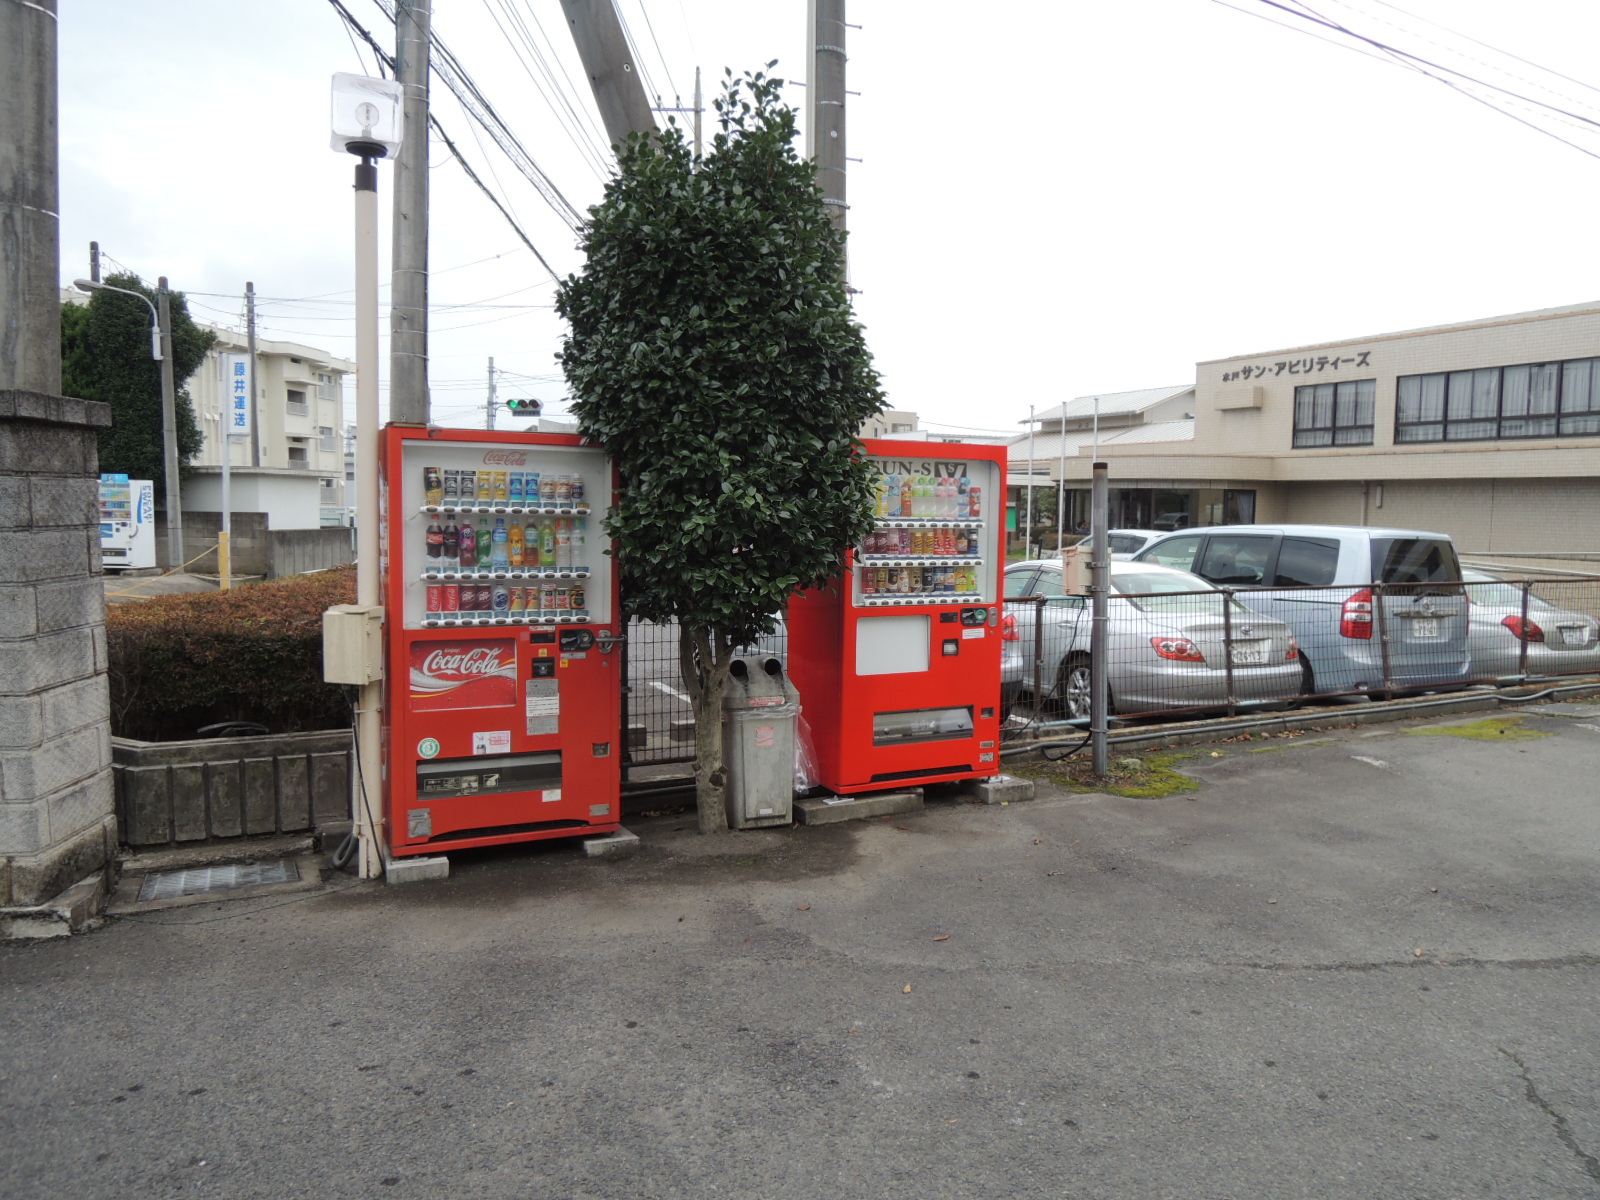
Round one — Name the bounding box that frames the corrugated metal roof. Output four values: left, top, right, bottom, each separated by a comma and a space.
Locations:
1100, 419, 1197, 445
1034, 385, 1194, 423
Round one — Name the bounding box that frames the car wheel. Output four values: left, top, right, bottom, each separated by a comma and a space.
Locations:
1057, 655, 1094, 721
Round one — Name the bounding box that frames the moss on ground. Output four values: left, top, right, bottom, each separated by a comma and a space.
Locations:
1404, 716, 1550, 743
1010, 750, 1203, 798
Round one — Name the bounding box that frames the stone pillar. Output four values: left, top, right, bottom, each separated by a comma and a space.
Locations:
0, 390, 117, 908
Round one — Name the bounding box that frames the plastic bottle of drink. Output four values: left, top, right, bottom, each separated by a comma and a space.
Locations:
539, 516, 557, 568
899, 476, 914, 517
875, 475, 889, 518
573, 518, 588, 573
555, 518, 573, 572
442, 520, 459, 569
491, 518, 510, 570
425, 520, 443, 567
459, 521, 476, 570
969, 485, 982, 519
508, 522, 525, 567
523, 519, 539, 569
935, 477, 950, 517
922, 476, 936, 517
957, 476, 970, 519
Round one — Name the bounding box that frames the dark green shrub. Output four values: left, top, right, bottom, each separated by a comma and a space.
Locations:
106, 567, 356, 741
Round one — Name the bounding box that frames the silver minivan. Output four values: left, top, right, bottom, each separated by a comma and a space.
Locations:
1132, 524, 1471, 695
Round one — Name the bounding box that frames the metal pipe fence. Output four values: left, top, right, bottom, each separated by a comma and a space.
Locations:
1002, 576, 1600, 725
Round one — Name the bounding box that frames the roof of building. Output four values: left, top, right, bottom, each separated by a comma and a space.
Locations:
1008, 417, 1196, 462
1201, 299, 1600, 366
1035, 384, 1194, 423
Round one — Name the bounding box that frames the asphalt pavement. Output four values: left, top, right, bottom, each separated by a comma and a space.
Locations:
3, 702, 1599, 1199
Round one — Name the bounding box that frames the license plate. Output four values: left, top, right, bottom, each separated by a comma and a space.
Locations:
1560, 626, 1591, 646
1230, 640, 1268, 665
1410, 618, 1438, 638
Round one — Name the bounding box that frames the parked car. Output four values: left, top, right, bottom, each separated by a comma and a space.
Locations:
1462, 570, 1600, 680
1001, 559, 1304, 719
1132, 524, 1472, 696
1106, 529, 1163, 559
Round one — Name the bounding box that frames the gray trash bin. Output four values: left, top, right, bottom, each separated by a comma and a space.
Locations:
721, 655, 801, 829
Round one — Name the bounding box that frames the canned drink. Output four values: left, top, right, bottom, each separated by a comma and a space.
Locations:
475, 472, 492, 503
885, 568, 899, 594
426, 583, 442, 618
525, 472, 541, 507
554, 586, 570, 612
540, 474, 557, 505
492, 585, 510, 617
570, 585, 586, 613
540, 584, 556, 615
508, 473, 524, 505
491, 472, 508, 503
861, 567, 876, 595
442, 584, 460, 618
554, 474, 572, 506
424, 467, 442, 505
442, 470, 458, 505
508, 586, 524, 616
570, 475, 585, 505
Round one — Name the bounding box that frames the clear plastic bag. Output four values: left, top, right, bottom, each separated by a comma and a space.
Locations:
794, 710, 819, 795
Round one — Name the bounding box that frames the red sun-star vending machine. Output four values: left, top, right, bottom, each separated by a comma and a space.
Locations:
786, 438, 1008, 795
381, 426, 621, 856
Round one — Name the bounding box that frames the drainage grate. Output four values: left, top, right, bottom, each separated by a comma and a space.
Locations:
137, 859, 300, 902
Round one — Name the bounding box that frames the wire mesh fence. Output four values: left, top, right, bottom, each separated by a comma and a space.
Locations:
1002, 576, 1600, 725
623, 616, 789, 770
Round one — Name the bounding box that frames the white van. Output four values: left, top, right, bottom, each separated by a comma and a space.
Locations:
1132, 524, 1471, 695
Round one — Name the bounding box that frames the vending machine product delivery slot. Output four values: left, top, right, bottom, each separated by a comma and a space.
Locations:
786, 439, 1007, 795
382, 427, 622, 856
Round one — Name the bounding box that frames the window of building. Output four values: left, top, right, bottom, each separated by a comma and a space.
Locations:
286, 388, 308, 416
1293, 379, 1375, 447
319, 425, 337, 452
1397, 358, 1600, 442
317, 372, 336, 400
287, 440, 309, 469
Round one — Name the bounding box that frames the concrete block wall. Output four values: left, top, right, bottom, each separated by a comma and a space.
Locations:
0, 390, 118, 907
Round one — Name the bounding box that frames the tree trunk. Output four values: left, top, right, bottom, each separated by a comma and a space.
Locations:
680, 623, 737, 834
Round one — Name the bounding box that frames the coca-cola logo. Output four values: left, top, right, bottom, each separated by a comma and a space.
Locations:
482, 451, 528, 466
420, 647, 510, 679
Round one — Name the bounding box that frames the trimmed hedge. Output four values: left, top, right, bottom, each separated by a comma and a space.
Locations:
106, 567, 356, 741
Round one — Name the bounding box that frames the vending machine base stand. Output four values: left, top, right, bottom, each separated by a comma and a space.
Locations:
386, 855, 450, 884
793, 788, 924, 826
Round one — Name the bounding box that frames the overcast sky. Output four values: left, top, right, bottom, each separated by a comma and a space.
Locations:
57, 0, 1600, 439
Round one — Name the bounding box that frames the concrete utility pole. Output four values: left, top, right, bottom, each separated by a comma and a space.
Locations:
807, 0, 848, 240
486, 356, 496, 430
559, 0, 658, 152
0, 0, 61, 394
245, 282, 260, 466
390, 0, 431, 426
1090, 460, 1110, 776
157, 278, 182, 571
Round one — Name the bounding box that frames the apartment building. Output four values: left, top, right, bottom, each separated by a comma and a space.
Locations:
182, 326, 355, 529
1013, 302, 1600, 552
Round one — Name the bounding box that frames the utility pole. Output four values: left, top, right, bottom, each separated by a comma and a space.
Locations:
694, 66, 702, 158
157, 277, 182, 572
245, 282, 260, 466
559, 0, 658, 153
391, 0, 431, 426
807, 0, 848, 242
1090, 460, 1110, 776
0, 0, 60, 394
486, 356, 496, 430
1023, 405, 1035, 561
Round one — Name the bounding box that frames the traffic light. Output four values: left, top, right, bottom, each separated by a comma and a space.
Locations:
505, 397, 542, 418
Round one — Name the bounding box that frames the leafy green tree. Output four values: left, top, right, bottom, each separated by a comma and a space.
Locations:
61, 272, 214, 505
557, 69, 885, 833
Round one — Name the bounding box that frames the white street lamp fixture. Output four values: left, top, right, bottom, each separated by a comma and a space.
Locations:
330, 72, 404, 158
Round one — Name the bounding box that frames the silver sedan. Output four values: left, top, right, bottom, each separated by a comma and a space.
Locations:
1001, 559, 1305, 719
1464, 570, 1600, 680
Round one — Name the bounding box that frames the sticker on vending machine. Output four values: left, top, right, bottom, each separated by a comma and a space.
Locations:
471, 730, 511, 756
526, 678, 560, 736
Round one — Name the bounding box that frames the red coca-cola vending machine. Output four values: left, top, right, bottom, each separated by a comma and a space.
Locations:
786, 439, 1008, 795
380, 426, 621, 856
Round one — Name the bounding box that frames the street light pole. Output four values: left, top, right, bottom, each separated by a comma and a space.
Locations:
73, 276, 180, 571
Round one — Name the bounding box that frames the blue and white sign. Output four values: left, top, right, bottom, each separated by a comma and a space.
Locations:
223, 352, 249, 432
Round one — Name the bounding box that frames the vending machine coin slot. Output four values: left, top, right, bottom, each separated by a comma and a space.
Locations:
559, 628, 595, 653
